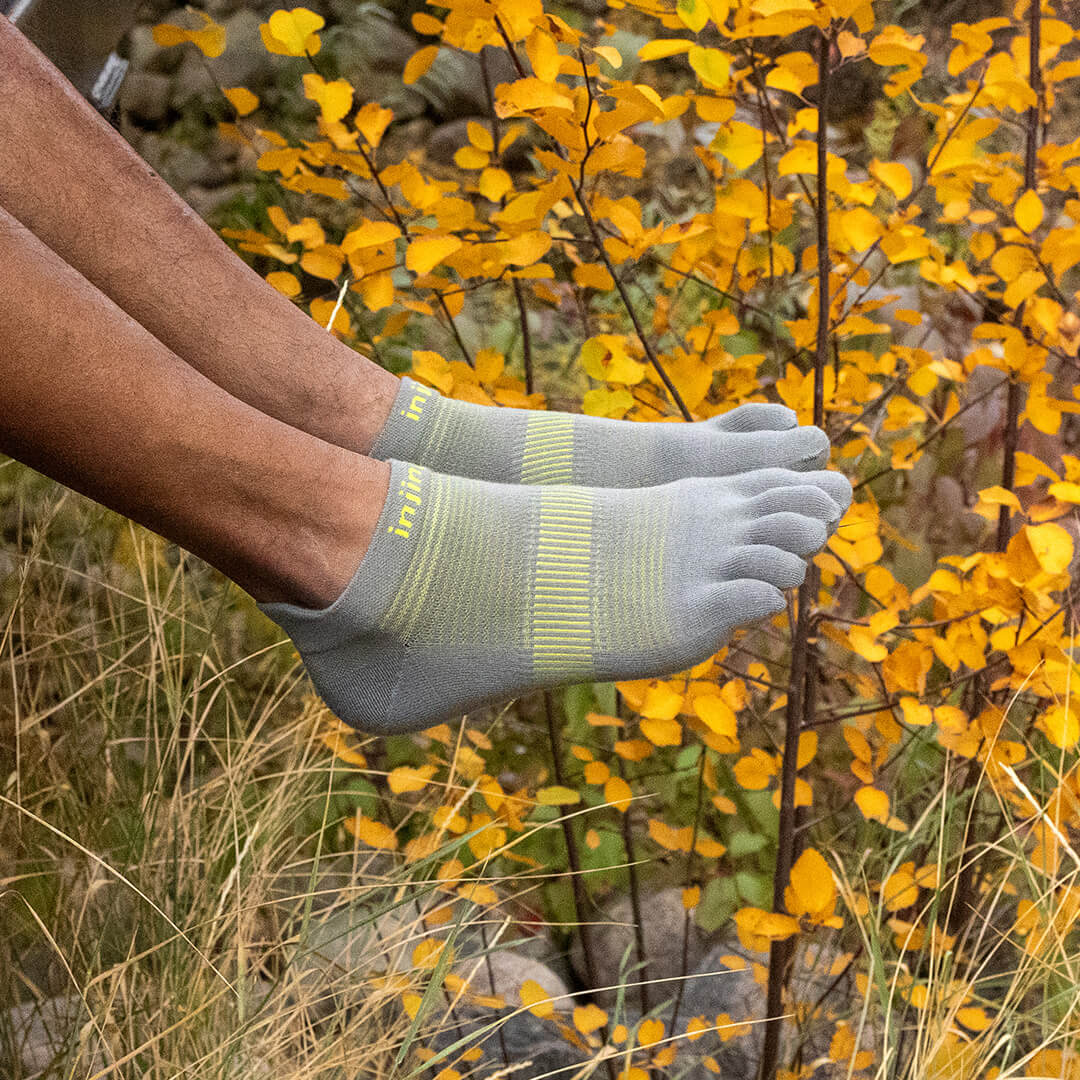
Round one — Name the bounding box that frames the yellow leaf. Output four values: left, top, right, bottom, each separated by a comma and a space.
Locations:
153, 11, 226, 58
302, 73, 353, 124
869, 159, 912, 200
574, 1003, 608, 1034
406, 234, 463, 275
688, 46, 730, 89
309, 297, 350, 336
593, 45, 622, 68
496, 77, 574, 117
604, 775, 633, 812
734, 906, 800, 943
260, 7, 324, 56
1014, 188, 1044, 233
711, 120, 764, 171
977, 485, 1021, 510
683, 885, 701, 909
478, 167, 513, 202
695, 834, 726, 857
778, 141, 818, 176
223, 86, 259, 115
677, 0, 710, 32
266, 270, 300, 297
526, 27, 561, 82
854, 786, 890, 823
786, 847, 836, 919
475, 348, 504, 384
388, 764, 438, 794
300, 246, 343, 279
345, 813, 398, 850
355, 102, 393, 148
638, 1018, 665, 1047
403, 44, 440, 85
342, 220, 401, 252
840, 207, 883, 251
694, 695, 737, 737
411, 350, 453, 394
584, 760, 610, 785
836, 30, 865, 58
318, 730, 367, 766
1042, 704, 1079, 749
882, 869, 918, 911
648, 818, 693, 851
956, 1006, 992, 1032
520, 979, 555, 1018
467, 120, 494, 152
536, 785, 580, 805
638, 39, 695, 61
640, 680, 684, 720
580, 334, 646, 385
573, 263, 616, 291
503, 231, 552, 266
413, 938, 452, 972
1023, 522, 1073, 575
796, 730, 817, 769
454, 145, 489, 169
641, 716, 682, 746
734, 749, 777, 790
582, 387, 633, 418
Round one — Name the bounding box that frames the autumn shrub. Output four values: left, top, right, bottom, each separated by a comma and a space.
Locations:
5, 0, 1080, 1077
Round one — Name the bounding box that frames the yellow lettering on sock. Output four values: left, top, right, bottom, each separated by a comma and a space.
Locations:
387, 467, 425, 538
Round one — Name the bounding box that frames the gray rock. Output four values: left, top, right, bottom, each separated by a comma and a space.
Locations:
169, 49, 214, 110
290, 896, 590, 1077
423, 1003, 591, 1080
125, 23, 181, 76
3, 994, 106, 1076
208, 9, 278, 92
119, 69, 172, 123
138, 133, 230, 190
416, 46, 518, 120
568, 886, 710, 1009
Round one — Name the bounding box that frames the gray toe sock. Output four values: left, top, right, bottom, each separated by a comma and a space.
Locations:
258, 461, 850, 735
371, 377, 831, 488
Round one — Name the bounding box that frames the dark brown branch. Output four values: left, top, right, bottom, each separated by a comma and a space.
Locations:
759, 27, 832, 1080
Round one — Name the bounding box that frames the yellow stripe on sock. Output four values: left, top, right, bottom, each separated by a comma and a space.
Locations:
532, 488, 594, 676
521, 412, 575, 485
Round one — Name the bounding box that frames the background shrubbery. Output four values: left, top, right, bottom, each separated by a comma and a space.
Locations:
4, 1, 1080, 1077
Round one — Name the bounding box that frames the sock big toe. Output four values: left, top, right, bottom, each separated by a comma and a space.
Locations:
372, 377, 832, 489
258, 461, 846, 735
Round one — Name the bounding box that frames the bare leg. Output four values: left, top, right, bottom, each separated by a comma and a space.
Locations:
0, 15, 399, 457
0, 203, 388, 609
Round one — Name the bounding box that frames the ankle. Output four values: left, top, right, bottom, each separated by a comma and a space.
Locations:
241, 456, 390, 609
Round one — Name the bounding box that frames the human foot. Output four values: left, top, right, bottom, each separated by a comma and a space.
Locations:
370, 377, 828, 489
258, 462, 852, 734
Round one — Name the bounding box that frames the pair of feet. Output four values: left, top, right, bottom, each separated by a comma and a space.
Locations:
260, 379, 852, 735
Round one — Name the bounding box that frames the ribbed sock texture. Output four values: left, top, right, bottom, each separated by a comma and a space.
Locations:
258, 460, 851, 735
370, 377, 833, 488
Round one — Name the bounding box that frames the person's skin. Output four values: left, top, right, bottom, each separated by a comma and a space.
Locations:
0, 15, 400, 459
0, 203, 387, 609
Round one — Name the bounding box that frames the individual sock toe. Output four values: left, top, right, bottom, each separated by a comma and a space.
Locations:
743, 485, 843, 526
742, 512, 828, 556
708, 578, 787, 628
717, 545, 807, 590
712, 402, 797, 433
730, 467, 852, 515
712, 426, 831, 475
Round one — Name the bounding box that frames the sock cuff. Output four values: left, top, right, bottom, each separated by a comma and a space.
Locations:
369, 377, 442, 464
257, 458, 429, 655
